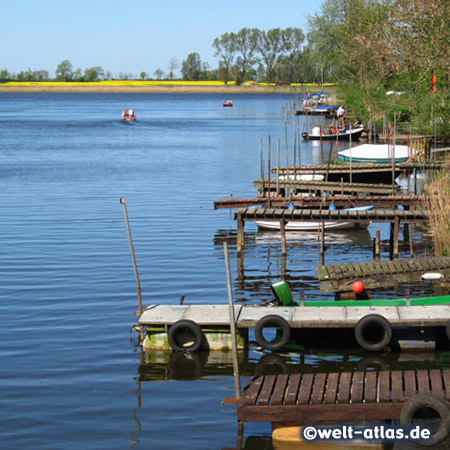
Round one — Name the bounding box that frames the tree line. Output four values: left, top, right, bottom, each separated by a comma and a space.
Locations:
308, 0, 450, 134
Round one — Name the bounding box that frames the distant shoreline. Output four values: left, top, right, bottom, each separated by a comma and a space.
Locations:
0, 82, 336, 95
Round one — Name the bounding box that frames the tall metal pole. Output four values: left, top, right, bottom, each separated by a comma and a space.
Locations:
224, 242, 241, 400
120, 198, 143, 316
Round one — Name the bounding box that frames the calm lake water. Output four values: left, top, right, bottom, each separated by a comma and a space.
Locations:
0, 93, 446, 450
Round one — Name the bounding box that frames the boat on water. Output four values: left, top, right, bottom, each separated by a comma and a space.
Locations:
256, 205, 373, 231
223, 100, 233, 107
338, 143, 410, 163
278, 174, 325, 181
302, 126, 364, 141
122, 114, 136, 121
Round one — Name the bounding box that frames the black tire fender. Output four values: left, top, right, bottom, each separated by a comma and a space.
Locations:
354, 314, 392, 352
168, 319, 203, 353
255, 315, 291, 351
400, 393, 450, 447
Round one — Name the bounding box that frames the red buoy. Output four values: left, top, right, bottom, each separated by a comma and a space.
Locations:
352, 281, 365, 295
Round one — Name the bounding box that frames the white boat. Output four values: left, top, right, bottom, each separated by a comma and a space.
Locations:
278, 174, 325, 181
256, 206, 373, 231
338, 144, 410, 163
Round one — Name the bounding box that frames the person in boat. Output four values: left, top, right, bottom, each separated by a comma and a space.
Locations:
122, 108, 128, 118
311, 125, 321, 136
328, 124, 337, 135
337, 104, 345, 128
128, 108, 134, 117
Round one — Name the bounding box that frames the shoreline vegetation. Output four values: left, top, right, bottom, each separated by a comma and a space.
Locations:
0, 80, 336, 94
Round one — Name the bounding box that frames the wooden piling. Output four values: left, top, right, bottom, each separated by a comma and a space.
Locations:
394, 216, 400, 259
409, 225, 414, 258
280, 219, 287, 255
236, 212, 244, 255
374, 229, 381, 261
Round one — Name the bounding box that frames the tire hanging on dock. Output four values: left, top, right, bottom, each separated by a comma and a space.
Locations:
254, 315, 291, 351
400, 393, 450, 446
354, 314, 392, 352
168, 319, 203, 353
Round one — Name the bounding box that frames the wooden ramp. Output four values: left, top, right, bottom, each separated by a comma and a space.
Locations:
316, 256, 450, 293
237, 369, 450, 423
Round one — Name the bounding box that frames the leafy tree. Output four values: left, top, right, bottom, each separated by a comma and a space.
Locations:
154, 68, 164, 80
83, 66, 104, 82
234, 28, 261, 82
212, 32, 237, 83
181, 52, 202, 80
168, 57, 180, 80
140, 71, 147, 80
279, 28, 306, 83
0, 68, 10, 82
55, 60, 73, 81
258, 28, 284, 83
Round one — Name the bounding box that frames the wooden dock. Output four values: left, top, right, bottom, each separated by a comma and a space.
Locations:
271, 161, 443, 184
236, 369, 450, 424
234, 207, 428, 255
214, 194, 426, 210
316, 256, 450, 293
254, 178, 396, 195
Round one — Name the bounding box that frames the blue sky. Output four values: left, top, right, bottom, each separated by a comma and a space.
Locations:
2, 0, 324, 78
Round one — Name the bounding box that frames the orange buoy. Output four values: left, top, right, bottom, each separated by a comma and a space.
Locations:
352, 280, 365, 295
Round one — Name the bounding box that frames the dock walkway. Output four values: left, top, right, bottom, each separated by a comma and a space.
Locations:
316, 256, 450, 293
237, 369, 450, 424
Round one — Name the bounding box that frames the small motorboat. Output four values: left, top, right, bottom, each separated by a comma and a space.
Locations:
338, 143, 410, 163
223, 100, 233, 107
256, 205, 373, 231
302, 126, 364, 141
122, 114, 136, 121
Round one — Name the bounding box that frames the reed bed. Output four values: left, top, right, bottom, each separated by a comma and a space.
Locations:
424, 156, 450, 256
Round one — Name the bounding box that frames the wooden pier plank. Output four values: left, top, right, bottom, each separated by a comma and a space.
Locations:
337, 372, 351, 404
351, 372, 364, 404
430, 369, 444, 398
285, 373, 301, 405
310, 373, 327, 404
378, 371, 391, 403
364, 372, 378, 403
258, 375, 277, 406
271, 374, 289, 406
391, 371, 404, 403
298, 373, 314, 404
242, 376, 264, 406
404, 370, 417, 400
417, 370, 430, 394
324, 373, 339, 405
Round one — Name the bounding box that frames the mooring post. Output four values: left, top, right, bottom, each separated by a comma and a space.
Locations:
374, 229, 381, 260
224, 242, 241, 401
236, 212, 244, 256
394, 217, 400, 259
120, 197, 144, 343
268, 135, 271, 207
120, 198, 143, 316
280, 219, 287, 255
409, 225, 414, 258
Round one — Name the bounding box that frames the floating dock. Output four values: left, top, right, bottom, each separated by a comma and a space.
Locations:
316, 256, 450, 293
236, 369, 450, 423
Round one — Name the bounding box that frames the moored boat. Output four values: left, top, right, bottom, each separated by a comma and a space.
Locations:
302, 126, 364, 141
256, 205, 373, 231
338, 143, 410, 163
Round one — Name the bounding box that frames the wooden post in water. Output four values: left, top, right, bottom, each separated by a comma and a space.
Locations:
409, 226, 414, 258
260, 138, 264, 196
280, 219, 287, 255
223, 242, 241, 402
394, 217, 400, 259
374, 229, 381, 261
120, 198, 143, 316
120, 197, 144, 343
276, 139, 280, 196
236, 212, 244, 256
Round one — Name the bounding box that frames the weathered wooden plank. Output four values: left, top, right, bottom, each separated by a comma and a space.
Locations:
364, 372, 378, 403
404, 370, 417, 400
417, 370, 430, 394
311, 373, 327, 405
378, 371, 391, 403
391, 371, 404, 403
429, 369, 444, 398
258, 375, 277, 406
271, 374, 289, 406
324, 373, 339, 405
351, 372, 364, 404
442, 370, 450, 402
242, 376, 264, 406
337, 372, 352, 404
298, 373, 314, 404
285, 373, 301, 405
